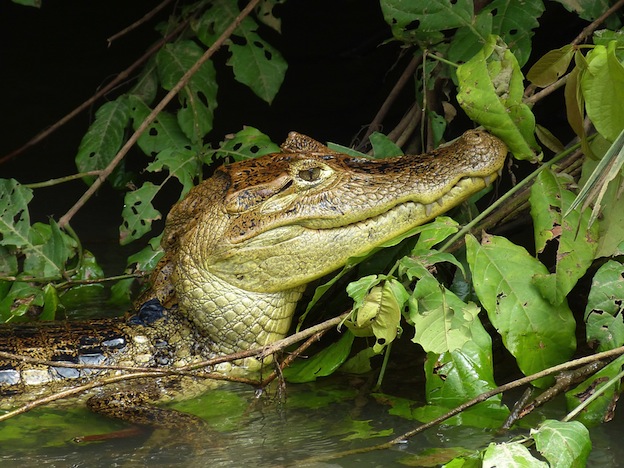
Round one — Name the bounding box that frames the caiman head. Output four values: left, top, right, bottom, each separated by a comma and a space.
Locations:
157, 130, 507, 363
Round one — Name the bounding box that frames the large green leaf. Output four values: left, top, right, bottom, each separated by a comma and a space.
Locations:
527, 45, 575, 87
581, 41, 624, 142
380, 0, 474, 37
466, 234, 576, 387
212, 126, 280, 162
156, 40, 218, 142
129, 96, 192, 155
75, 96, 131, 185
530, 170, 599, 305
194, 0, 287, 103
531, 420, 591, 467
418, 316, 506, 416
0, 179, 33, 248
457, 36, 539, 160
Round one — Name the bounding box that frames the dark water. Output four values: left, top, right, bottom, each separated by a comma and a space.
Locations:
2, 376, 624, 467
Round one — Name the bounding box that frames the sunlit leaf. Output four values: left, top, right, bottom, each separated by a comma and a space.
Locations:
370, 132, 403, 158
531, 419, 591, 467
457, 35, 539, 160
482, 442, 548, 467
147, 148, 202, 196
581, 42, 624, 142
213, 126, 280, 162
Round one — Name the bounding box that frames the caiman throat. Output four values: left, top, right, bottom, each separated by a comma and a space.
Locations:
0, 129, 507, 426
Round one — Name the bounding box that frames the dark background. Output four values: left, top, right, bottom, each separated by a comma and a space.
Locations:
1, 0, 582, 268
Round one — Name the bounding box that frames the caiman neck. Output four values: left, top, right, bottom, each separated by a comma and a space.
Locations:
173, 257, 304, 369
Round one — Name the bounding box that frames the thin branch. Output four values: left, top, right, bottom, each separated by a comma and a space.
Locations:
58, 0, 262, 228
571, 0, 624, 45
107, 0, 175, 46
358, 54, 422, 149
0, 18, 190, 167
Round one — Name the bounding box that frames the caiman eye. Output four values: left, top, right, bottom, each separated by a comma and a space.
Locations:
298, 167, 322, 182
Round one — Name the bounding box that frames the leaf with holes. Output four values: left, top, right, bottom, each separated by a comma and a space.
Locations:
0, 179, 33, 248
120, 182, 162, 245
213, 126, 280, 162
75, 96, 131, 185
482, 442, 549, 467
156, 40, 218, 143
457, 35, 539, 160
381, 0, 474, 38
194, 0, 287, 103
147, 148, 202, 197
129, 96, 192, 156
530, 170, 599, 305
584, 260, 624, 351
408, 275, 480, 354
466, 233, 576, 387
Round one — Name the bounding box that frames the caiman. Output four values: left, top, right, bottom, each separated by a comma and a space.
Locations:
0, 130, 507, 428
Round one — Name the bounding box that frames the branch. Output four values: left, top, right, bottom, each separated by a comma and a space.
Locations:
57, 0, 262, 228
107, 0, 175, 46
0, 15, 190, 166
295, 346, 624, 465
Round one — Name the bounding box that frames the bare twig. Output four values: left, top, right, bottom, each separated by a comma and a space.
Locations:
107, 0, 175, 46
358, 55, 422, 149
58, 0, 262, 228
0, 17, 190, 166
572, 0, 624, 45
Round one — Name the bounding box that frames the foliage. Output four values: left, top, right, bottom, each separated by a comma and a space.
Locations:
2, 0, 624, 465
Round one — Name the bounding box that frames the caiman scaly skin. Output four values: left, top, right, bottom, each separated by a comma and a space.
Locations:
0, 130, 507, 426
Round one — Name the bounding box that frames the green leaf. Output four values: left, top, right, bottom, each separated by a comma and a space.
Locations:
369, 132, 403, 158
75, 96, 131, 185
408, 275, 480, 354
482, 442, 549, 467
457, 35, 539, 160
119, 182, 162, 245
40, 283, 59, 321
584, 260, 624, 351
530, 170, 599, 305
466, 233, 576, 387
194, 0, 287, 103
566, 355, 624, 426
412, 216, 460, 250
283, 332, 354, 383
345, 279, 407, 352
552, 0, 612, 22
0, 281, 44, 321
129, 96, 192, 156
0, 179, 33, 248
531, 419, 591, 468
581, 42, 624, 142
127, 234, 164, 273
213, 126, 280, 162
23, 221, 76, 278
527, 45, 575, 87
156, 40, 218, 142
381, 0, 474, 37
485, 0, 545, 67
419, 316, 505, 413
147, 148, 202, 196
